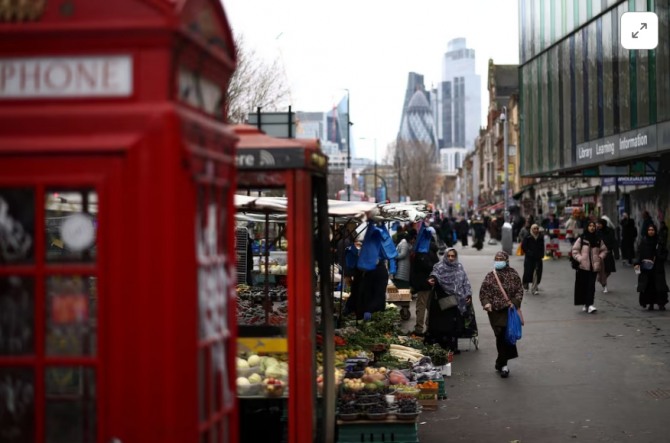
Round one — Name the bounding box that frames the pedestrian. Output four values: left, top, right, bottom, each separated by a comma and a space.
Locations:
659, 221, 668, 249
392, 229, 414, 289
517, 219, 531, 244
565, 210, 579, 245
479, 251, 524, 378
457, 215, 469, 248
620, 212, 637, 266
634, 224, 669, 311
472, 215, 486, 250
596, 218, 617, 293
425, 248, 473, 354
409, 225, 439, 335
571, 220, 608, 313
521, 224, 544, 295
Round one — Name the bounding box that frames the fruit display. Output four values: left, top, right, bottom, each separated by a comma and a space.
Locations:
263, 377, 285, 397
236, 354, 289, 397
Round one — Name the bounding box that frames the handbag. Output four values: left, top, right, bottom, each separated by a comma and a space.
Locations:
433, 285, 458, 311
516, 244, 524, 256
493, 270, 524, 345
569, 254, 580, 270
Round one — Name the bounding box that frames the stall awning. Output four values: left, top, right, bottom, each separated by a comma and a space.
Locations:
234, 195, 429, 222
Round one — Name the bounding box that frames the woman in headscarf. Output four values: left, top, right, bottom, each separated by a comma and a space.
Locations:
425, 248, 473, 354
596, 218, 617, 293
479, 251, 524, 378
571, 220, 608, 314
634, 224, 669, 311
521, 224, 545, 295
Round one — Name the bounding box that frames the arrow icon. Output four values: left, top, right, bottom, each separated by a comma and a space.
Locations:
640, 23, 647, 30
632, 31, 639, 38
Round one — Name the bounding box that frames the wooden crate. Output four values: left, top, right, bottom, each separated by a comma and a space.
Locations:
419, 395, 438, 411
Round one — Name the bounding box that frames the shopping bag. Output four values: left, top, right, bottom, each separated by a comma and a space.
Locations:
437, 294, 458, 311
505, 305, 523, 345
516, 244, 524, 256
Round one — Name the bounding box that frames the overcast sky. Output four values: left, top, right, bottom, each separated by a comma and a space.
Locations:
221, 0, 520, 161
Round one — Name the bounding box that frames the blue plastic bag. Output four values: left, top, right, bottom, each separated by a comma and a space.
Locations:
506, 305, 523, 345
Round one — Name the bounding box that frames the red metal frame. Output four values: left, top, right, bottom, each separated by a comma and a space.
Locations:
0, 1, 238, 442
234, 125, 334, 443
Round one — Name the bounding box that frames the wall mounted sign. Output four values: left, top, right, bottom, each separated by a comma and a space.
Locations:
0, 55, 133, 98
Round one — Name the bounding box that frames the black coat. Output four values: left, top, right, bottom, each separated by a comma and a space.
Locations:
635, 237, 669, 296
410, 241, 438, 292
620, 218, 637, 260
598, 226, 617, 274
521, 235, 545, 285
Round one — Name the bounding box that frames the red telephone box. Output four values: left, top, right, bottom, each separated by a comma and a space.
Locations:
0, 1, 238, 442
232, 125, 336, 443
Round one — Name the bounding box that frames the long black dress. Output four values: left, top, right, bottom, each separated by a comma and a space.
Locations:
636, 235, 669, 309
424, 283, 461, 352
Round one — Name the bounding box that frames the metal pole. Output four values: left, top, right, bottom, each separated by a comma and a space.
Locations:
503, 106, 509, 222
346, 89, 351, 201
373, 139, 378, 202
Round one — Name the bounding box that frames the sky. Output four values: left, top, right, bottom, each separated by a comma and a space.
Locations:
220, 0, 520, 162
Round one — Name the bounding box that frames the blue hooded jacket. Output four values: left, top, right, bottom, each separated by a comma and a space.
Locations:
357, 221, 398, 273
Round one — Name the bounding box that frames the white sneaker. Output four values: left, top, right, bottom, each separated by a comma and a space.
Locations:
582, 306, 587, 312
603, 286, 608, 293
588, 305, 597, 313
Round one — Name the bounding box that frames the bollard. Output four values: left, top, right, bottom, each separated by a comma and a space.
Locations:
501, 222, 513, 255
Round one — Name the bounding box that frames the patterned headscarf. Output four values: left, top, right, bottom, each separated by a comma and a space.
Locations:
495, 250, 509, 265
431, 247, 472, 313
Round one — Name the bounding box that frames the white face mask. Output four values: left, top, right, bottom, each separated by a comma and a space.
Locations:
494, 261, 507, 270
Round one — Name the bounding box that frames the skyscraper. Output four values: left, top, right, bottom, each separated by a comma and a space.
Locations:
398, 88, 438, 152
434, 38, 481, 151
398, 72, 426, 133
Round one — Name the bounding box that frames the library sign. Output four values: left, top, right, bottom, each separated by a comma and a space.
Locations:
0, 55, 133, 99
575, 124, 660, 166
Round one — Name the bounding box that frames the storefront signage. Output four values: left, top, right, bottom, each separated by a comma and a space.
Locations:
0, 55, 133, 98
575, 127, 658, 166
235, 148, 306, 170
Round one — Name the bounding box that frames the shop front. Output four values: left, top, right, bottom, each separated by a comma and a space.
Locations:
0, 1, 238, 442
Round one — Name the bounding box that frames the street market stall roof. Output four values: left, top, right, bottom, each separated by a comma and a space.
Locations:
235, 195, 429, 222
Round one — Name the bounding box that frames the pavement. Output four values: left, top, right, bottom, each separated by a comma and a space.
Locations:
400, 238, 670, 443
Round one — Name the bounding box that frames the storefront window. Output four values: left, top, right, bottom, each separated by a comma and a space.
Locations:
658, 0, 670, 122
603, 11, 615, 136
540, 55, 549, 172
637, 46, 650, 128
574, 30, 585, 144
0, 367, 35, 442
588, 21, 599, 140
45, 190, 97, 263
561, 39, 573, 166
618, 3, 631, 131
45, 366, 96, 443
45, 276, 97, 356
0, 277, 34, 356
0, 188, 34, 265
550, 46, 561, 169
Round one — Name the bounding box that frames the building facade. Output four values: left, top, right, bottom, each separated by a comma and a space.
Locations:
519, 0, 670, 234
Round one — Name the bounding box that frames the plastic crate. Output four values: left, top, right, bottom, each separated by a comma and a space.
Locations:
337, 422, 418, 443
433, 377, 447, 399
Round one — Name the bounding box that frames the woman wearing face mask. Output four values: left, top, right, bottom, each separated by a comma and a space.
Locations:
426, 248, 473, 354
571, 221, 608, 314
479, 251, 524, 378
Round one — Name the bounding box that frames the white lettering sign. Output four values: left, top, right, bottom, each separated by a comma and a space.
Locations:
578, 145, 593, 160
595, 141, 616, 156
0, 56, 133, 98
620, 133, 648, 150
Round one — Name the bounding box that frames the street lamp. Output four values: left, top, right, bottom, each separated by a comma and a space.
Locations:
344, 89, 351, 201
359, 137, 379, 202
500, 106, 509, 221
499, 106, 513, 255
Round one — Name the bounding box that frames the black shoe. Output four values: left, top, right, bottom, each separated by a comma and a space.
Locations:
648, 305, 655, 311
500, 366, 509, 378
495, 364, 502, 372
659, 305, 666, 311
